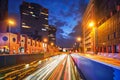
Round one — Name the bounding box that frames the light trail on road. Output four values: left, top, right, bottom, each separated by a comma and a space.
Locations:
24, 54, 83, 80
0, 54, 84, 80
24, 54, 67, 80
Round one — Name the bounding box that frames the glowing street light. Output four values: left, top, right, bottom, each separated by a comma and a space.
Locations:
8, 19, 15, 25
50, 42, 54, 46
76, 37, 82, 53
89, 21, 98, 54
43, 38, 48, 43
8, 19, 16, 32
77, 37, 81, 42
43, 38, 48, 52
89, 21, 95, 28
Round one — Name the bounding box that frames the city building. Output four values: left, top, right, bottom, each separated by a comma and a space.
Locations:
0, 32, 58, 54
0, 33, 19, 54
0, 0, 8, 32
48, 25, 57, 45
81, 0, 95, 53
82, 0, 120, 56
0, 1, 58, 54
94, 0, 120, 55
20, 1, 49, 41
0, 33, 44, 54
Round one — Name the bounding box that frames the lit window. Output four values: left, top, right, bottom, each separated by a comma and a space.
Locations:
28, 6, 34, 9
52, 38, 55, 40
40, 12, 48, 16
49, 34, 54, 37
22, 23, 25, 25
43, 24, 49, 27
30, 12, 33, 14
41, 28, 47, 31
22, 12, 29, 15
45, 27, 49, 29
22, 25, 31, 28
28, 6, 31, 8
45, 18, 48, 20
32, 15, 36, 17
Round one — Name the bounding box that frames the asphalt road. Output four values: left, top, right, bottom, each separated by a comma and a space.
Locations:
24, 54, 83, 80
0, 54, 84, 80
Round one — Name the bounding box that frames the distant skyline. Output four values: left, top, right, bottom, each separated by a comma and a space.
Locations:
9, 0, 89, 48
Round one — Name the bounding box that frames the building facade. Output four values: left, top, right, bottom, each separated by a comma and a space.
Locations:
82, 0, 120, 55
81, 0, 95, 53
95, 0, 120, 54
0, 33, 45, 54
0, 0, 8, 32
20, 1, 49, 41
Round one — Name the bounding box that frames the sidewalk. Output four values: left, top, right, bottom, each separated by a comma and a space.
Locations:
78, 53, 120, 67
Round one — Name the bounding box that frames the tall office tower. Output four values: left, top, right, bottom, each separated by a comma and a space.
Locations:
0, 0, 8, 32
20, 1, 49, 41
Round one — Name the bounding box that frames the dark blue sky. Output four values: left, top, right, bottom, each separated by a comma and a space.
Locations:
9, 0, 89, 48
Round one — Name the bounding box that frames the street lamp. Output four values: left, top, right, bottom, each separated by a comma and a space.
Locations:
7, 19, 16, 54
43, 38, 48, 53
89, 21, 95, 28
8, 19, 15, 25
43, 38, 48, 43
76, 37, 82, 52
8, 20, 15, 25
77, 37, 81, 42
50, 42, 54, 46
89, 21, 98, 54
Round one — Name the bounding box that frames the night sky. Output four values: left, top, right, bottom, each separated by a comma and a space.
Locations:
9, 0, 89, 48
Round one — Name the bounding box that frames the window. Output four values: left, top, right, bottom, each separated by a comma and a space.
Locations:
40, 12, 48, 16
32, 14, 36, 17
114, 32, 116, 38
22, 12, 29, 15
104, 47, 106, 52
108, 35, 110, 40
21, 40, 24, 42
100, 47, 102, 52
13, 38, 16, 42
41, 28, 47, 31
2, 36, 8, 41
28, 42, 30, 44
116, 45, 119, 53
108, 46, 112, 53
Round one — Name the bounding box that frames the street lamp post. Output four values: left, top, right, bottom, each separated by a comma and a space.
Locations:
76, 37, 82, 52
50, 42, 54, 54
43, 38, 48, 53
89, 21, 98, 54
8, 19, 15, 54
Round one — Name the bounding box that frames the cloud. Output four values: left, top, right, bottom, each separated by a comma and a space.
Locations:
54, 21, 67, 28
68, 21, 82, 38
56, 35, 75, 48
